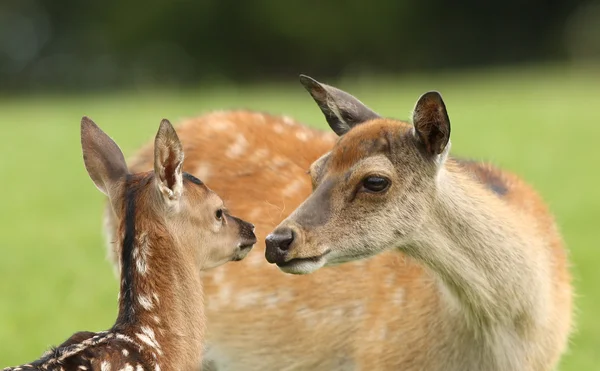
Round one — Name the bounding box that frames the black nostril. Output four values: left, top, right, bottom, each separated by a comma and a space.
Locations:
276, 228, 294, 251
265, 227, 295, 264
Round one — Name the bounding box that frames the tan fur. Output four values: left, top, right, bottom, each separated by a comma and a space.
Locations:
103, 121, 257, 370
5, 118, 256, 371
103, 110, 571, 370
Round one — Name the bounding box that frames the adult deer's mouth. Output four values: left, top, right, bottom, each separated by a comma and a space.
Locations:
276, 250, 330, 274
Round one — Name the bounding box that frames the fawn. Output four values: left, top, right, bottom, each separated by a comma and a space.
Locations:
103, 79, 572, 370
4, 118, 256, 371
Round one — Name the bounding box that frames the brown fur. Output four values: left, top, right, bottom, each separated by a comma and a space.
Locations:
4, 118, 256, 371
103, 104, 571, 370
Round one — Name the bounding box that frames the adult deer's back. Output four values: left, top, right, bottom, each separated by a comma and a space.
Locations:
104, 105, 571, 370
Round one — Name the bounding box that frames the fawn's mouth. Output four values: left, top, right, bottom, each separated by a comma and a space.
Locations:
232, 243, 255, 261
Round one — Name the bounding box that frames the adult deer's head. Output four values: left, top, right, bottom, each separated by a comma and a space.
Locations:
265, 75, 451, 274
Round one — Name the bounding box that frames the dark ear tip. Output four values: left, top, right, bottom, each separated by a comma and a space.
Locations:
299, 74, 320, 89
158, 118, 175, 133
418, 91, 444, 103
81, 116, 95, 130
80, 116, 103, 140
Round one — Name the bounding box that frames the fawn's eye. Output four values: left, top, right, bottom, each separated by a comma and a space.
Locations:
215, 209, 224, 221
361, 176, 390, 193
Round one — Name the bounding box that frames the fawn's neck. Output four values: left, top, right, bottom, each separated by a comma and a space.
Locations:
405, 167, 548, 332
115, 227, 205, 371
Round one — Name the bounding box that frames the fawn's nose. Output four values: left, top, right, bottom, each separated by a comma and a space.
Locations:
265, 227, 295, 264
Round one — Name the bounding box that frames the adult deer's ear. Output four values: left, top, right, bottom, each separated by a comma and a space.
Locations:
154, 119, 184, 203
299, 74, 380, 136
81, 116, 128, 198
412, 91, 451, 156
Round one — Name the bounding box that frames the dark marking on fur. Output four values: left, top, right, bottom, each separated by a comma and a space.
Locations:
116, 174, 138, 326
454, 158, 508, 197
115, 174, 151, 327
183, 172, 203, 185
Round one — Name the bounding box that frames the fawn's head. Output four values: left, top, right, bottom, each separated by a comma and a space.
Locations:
265, 75, 451, 274
81, 118, 257, 270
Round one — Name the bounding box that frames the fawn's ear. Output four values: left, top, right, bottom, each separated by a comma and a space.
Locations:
412, 91, 451, 156
81, 116, 128, 197
299, 74, 380, 136
154, 119, 184, 203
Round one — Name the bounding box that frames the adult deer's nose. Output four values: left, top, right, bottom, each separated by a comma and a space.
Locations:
265, 227, 295, 264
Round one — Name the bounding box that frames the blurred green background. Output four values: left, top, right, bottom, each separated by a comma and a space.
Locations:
1, 0, 599, 369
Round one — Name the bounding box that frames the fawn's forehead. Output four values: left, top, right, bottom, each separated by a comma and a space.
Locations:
328, 119, 412, 173
125, 171, 211, 202
182, 172, 224, 207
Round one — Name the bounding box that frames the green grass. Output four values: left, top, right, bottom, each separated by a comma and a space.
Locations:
0, 65, 598, 369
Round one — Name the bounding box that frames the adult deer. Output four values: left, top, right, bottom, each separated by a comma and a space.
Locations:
265, 76, 573, 370
103, 78, 571, 370
3, 118, 256, 371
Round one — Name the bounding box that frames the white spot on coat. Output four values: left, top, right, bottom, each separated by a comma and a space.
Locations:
218, 285, 232, 304
211, 120, 233, 131
265, 294, 280, 308
138, 295, 153, 310
393, 288, 405, 305
235, 291, 263, 308
295, 131, 310, 142
212, 268, 225, 284
194, 163, 211, 181
226, 134, 249, 158
136, 257, 147, 275
101, 361, 111, 371
283, 179, 305, 197
249, 148, 270, 162
137, 326, 162, 356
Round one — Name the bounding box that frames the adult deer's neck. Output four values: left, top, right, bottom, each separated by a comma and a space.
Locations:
405, 166, 548, 332
114, 176, 204, 370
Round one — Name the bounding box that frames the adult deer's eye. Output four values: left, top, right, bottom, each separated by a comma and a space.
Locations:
362, 176, 390, 193
215, 209, 224, 221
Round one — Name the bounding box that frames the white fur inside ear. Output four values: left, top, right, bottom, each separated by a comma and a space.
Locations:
435, 140, 451, 184
436, 140, 451, 166
157, 177, 183, 205
157, 183, 182, 212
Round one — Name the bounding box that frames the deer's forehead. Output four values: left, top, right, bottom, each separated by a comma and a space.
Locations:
328, 119, 412, 173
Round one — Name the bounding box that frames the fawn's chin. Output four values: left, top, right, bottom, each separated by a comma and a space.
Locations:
231, 244, 254, 261
276, 256, 327, 275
